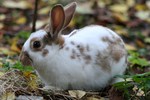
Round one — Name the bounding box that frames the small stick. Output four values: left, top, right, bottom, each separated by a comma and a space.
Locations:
32, 0, 39, 32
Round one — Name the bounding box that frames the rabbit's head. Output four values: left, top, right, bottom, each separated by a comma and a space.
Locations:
19, 2, 76, 66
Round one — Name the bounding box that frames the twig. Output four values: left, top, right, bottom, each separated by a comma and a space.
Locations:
32, 0, 39, 32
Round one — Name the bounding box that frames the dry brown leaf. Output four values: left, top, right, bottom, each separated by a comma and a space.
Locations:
23, 72, 38, 90
135, 4, 147, 11
0, 47, 16, 55
126, 0, 135, 7
30, 20, 48, 29
125, 44, 137, 50
135, 11, 150, 20
16, 17, 27, 25
0, 14, 6, 21
112, 13, 129, 22
0, 23, 4, 29
10, 37, 21, 53
76, 2, 94, 14
1, 92, 15, 100
39, 7, 51, 15
109, 4, 128, 13
68, 90, 86, 99
136, 40, 145, 48
0, 72, 5, 77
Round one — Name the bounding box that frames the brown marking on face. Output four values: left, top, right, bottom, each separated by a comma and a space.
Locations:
69, 31, 77, 37
43, 34, 52, 45
30, 38, 45, 51
19, 51, 33, 66
55, 36, 65, 48
43, 34, 65, 49
96, 51, 111, 72
42, 49, 49, 57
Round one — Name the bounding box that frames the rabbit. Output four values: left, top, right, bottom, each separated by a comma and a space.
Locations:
19, 2, 127, 91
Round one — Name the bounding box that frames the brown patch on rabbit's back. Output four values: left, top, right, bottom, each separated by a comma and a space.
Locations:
109, 44, 126, 62
96, 52, 111, 72
102, 36, 127, 62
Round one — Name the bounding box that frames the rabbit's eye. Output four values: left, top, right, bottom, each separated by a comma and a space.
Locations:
33, 41, 41, 48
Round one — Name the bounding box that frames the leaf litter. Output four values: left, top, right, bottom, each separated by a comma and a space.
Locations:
0, 0, 150, 100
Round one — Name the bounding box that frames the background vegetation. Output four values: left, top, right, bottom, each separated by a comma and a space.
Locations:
0, 0, 150, 100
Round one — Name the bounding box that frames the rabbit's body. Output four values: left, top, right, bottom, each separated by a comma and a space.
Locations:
20, 2, 127, 90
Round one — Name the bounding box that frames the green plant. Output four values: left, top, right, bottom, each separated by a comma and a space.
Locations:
114, 51, 150, 99
0, 57, 33, 72
128, 51, 150, 68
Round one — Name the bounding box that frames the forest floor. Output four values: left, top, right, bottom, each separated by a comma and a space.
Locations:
0, 0, 150, 100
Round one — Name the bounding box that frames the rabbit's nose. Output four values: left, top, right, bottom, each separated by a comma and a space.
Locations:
19, 51, 33, 66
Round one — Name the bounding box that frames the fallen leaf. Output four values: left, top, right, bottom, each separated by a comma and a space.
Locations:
0, 14, 6, 21
10, 37, 21, 53
109, 4, 128, 13
39, 7, 51, 15
23, 72, 38, 90
135, 11, 150, 20
0, 71, 4, 77
16, 17, 27, 25
0, 23, 4, 29
3, 0, 32, 9
125, 44, 137, 50
30, 20, 48, 29
1, 92, 15, 100
145, 38, 150, 43
0, 47, 16, 55
68, 90, 86, 99
136, 40, 145, 48
112, 13, 129, 22
126, 0, 135, 7
76, 2, 94, 14
135, 4, 147, 11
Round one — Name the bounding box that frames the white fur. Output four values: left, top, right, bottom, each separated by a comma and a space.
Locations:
22, 25, 127, 90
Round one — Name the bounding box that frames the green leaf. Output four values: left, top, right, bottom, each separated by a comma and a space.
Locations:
17, 31, 30, 40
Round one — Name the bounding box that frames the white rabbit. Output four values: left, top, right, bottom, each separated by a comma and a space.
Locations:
19, 2, 127, 90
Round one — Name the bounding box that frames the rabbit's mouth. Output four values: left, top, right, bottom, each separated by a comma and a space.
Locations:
19, 51, 33, 66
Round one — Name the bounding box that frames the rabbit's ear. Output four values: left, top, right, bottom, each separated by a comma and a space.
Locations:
63, 2, 76, 29
48, 4, 65, 39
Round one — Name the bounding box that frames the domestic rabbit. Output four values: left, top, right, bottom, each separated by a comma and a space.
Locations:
20, 2, 127, 90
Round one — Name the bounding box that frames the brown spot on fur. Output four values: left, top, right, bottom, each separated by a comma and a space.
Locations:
55, 36, 65, 48
43, 34, 65, 49
77, 45, 84, 54
42, 49, 49, 57
96, 52, 111, 72
70, 41, 75, 45
101, 36, 127, 62
70, 49, 76, 59
84, 55, 91, 64
110, 45, 126, 62
65, 47, 69, 50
